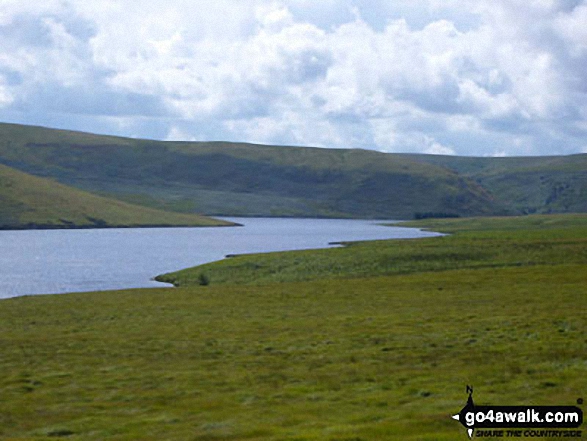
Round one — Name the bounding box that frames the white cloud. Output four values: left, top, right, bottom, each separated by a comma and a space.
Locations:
165, 126, 199, 142
256, 2, 294, 30
423, 137, 456, 155
486, 150, 508, 157
225, 109, 344, 147
0, 80, 13, 107
369, 119, 401, 151
554, 4, 587, 55
0, 0, 586, 156
457, 79, 519, 119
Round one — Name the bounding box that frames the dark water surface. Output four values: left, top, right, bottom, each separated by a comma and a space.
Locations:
0, 218, 440, 298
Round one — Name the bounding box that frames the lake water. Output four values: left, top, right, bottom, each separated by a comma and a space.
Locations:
0, 218, 441, 299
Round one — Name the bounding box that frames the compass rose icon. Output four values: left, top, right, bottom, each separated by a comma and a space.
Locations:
452, 385, 476, 439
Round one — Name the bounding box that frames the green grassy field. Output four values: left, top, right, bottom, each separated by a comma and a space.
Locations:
0, 214, 585, 440
156, 214, 587, 287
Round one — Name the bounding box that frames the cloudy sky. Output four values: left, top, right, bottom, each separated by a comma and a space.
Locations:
1, 0, 586, 156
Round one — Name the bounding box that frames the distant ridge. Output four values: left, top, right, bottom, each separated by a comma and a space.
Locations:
0, 122, 585, 221
402, 153, 587, 215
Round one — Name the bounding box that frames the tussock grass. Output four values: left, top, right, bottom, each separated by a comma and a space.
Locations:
0, 214, 585, 440
157, 214, 587, 287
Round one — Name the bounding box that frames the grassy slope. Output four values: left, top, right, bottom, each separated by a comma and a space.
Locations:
404, 153, 587, 215
0, 122, 507, 219
156, 214, 587, 287
0, 163, 233, 229
0, 214, 585, 440
2, 122, 586, 218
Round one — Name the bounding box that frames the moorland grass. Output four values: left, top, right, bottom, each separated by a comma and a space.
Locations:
0, 214, 585, 440
3, 122, 587, 218
0, 122, 509, 218
156, 214, 587, 287
0, 163, 232, 229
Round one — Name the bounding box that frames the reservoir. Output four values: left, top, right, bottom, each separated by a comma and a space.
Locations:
0, 217, 441, 299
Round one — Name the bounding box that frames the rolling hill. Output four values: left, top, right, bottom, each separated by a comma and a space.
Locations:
0, 162, 233, 229
403, 153, 587, 215
0, 123, 507, 219
0, 122, 585, 220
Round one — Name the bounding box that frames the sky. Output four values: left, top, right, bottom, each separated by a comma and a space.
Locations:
0, 1, 586, 156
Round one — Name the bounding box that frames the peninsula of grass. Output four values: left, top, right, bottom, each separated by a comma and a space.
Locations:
156, 213, 587, 287
0, 214, 585, 440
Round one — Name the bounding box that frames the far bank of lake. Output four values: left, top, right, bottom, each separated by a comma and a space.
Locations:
0, 218, 441, 299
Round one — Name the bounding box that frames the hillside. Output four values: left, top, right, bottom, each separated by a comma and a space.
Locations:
0, 123, 509, 219
0, 163, 233, 229
0, 122, 585, 219
403, 153, 587, 215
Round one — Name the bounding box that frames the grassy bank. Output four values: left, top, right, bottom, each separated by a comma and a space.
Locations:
0, 163, 234, 229
156, 214, 587, 287
0, 214, 585, 440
